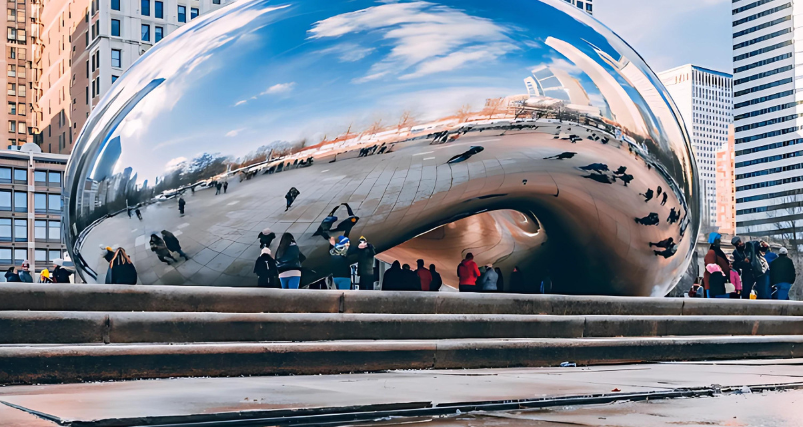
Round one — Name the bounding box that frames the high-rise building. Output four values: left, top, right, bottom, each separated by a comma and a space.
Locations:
657, 65, 733, 228
35, 0, 231, 155
0, 144, 68, 277
561, 0, 593, 14
732, 0, 801, 240
3, 0, 40, 151
716, 125, 736, 236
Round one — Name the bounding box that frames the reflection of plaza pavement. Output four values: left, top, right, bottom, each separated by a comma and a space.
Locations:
80, 122, 691, 293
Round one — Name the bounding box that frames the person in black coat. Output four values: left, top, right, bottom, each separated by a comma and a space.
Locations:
770, 247, 796, 300
51, 260, 73, 283
4, 267, 20, 282
509, 266, 526, 293
178, 197, 186, 215
429, 264, 442, 292
382, 261, 404, 291
108, 248, 138, 284
161, 230, 189, 260
254, 247, 279, 288
353, 236, 376, 290
401, 264, 421, 291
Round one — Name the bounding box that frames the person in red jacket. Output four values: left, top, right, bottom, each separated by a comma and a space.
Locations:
457, 253, 481, 292
416, 259, 433, 291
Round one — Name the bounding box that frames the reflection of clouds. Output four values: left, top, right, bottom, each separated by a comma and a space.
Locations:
225, 128, 245, 137
165, 157, 188, 170
309, 1, 517, 81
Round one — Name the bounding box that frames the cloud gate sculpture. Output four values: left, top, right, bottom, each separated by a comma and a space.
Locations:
64, 0, 699, 296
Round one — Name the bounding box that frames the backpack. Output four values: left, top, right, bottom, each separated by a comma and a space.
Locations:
747, 241, 767, 277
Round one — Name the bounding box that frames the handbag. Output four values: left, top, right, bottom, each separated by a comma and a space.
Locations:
724, 282, 736, 294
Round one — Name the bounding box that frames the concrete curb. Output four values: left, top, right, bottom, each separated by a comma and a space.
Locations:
2, 312, 803, 344
2, 336, 802, 385
2, 283, 802, 315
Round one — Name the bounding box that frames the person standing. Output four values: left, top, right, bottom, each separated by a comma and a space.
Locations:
509, 266, 525, 293
457, 253, 481, 292
275, 233, 305, 289
258, 228, 275, 249
178, 197, 186, 216
285, 187, 300, 211
416, 259, 433, 291
329, 235, 352, 290
353, 236, 376, 290
382, 261, 403, 291
703, 233, 730, 298
51, 259, 73, 283
254, 247, 279, 288
732, 236, 755, 299
215, 182, 222, 195
401, 264, 421, 291
429, 264, 442, 292
223, 181, 229, 194
479, 263, 499, 292
494, 267, 504, 292
150, 234, 178, 265
161, 230, 190, 260
108, 248, 138, 284
4, 267, 20, 282
755, 242, 772, 299
18, 260, 32, 283
135, 208, 143, 220
770, 247, 796, 300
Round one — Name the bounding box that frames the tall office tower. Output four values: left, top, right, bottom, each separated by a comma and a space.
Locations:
716, 125, 736, 236
35, 0, 231, 154
732, 0, 801, 239
657, 65, 733, 229
562, 0, 593, 14
3, 0, 39, 151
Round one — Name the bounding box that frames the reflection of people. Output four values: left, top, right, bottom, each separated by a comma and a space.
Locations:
258, 228, 276, 249
640, 188, 654, 202
108, 248, 138, 285
649, 237, 674, 248
654, 245, 677, 258
275, 233, 305, 289
661, 192, 668, 205
150, 234, 178, 265
178, 197, 186, 215
285, 187, 300, 211
314, 203, 359, 239
162, 230, 190, 260
135, 208, 142, 220
447, 146, 484, 164
543, 152, 576, 160
254, 247, 279, 288
223, 181, 229, 193
634, 213, 659, 226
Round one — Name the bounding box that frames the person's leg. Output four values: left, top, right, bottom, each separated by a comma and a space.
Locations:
178, 249, 189, 260
280, 277, 290, 289
333, 277, 351, 290
757, 275, 772, 299
359, 274, 374, 290
287, 276, 301, 289
157, 255, 171, 265
777, 282, 792, 300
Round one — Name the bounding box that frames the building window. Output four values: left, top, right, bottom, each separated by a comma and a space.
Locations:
48, 250, 61, 263
111, 0, 120, 11
13, 191, 25, 212
141, 0, 150, 16
213, 0, 220, 4
191, 7, 199, 19
35, 249, 45, 262
6, 83, 14, 96
141, 24, 150, 41
111, 49, 121, 68
155, 1, 163, 18
48, 220, 60, 241
177, 5, 186, 23
7, 27, 15, 42
34, 220, 45, 240
0, 219, 9, 242
33, 193, 45, 213
17, 66, 24, 79
17, 28, 25, 43
14, 219, 26, 242
111, 75, 118, 84
0, 248, 11, 264
18, 103, 24, 116
14, 249, 26, 265
17, 85, 24, 97
18, 121, 25, 134
6, 64, 13, 77
8, 47, 14, 59
0, 167, 9, 183
48, 172, 61, 187
111, 19, 120, 37
7, 102, 14, 115
13, 169, 26, 184
48, 194, 61, 214
155, 26, 163, 42
0, 190, 10, 211
7, 9, 15, 22
34, 171, 46, 185
7, 121, 14, 133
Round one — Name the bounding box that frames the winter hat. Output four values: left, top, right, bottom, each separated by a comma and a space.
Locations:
780, 247, 788, 255
261, 228, 272, 235
335, 236, 350, 249
731, 236, 742, 245
261, 247, 271, 256
53, 259, 64, 267
707, 232, 722, 245
705, 263, 723, 274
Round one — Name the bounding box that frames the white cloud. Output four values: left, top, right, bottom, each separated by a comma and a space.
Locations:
234, 100, 248, 106
225, 128, 245, 137
309, 1, 517, 81
317, 43, 375, 62
262, 82, 296, 95
165, 156, 187, 170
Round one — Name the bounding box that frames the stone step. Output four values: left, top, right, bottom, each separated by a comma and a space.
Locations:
2, 283, 802, 316
2, 312, 803, 345
2, 336, 802, 385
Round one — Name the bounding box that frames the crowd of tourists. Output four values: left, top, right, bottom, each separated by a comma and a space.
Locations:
693, 232, 796, 300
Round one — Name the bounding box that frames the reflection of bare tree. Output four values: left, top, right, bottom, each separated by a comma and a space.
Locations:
456, 104, 473, 123
767, 196, 803, 254
367, 118, 383, 136
483, 98, 504, 120
397, 111, 414, 134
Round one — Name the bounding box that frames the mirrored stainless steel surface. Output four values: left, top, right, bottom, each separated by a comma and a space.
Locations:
64, 0, 699, 295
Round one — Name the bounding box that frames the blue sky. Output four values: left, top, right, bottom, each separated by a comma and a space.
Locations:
596, 0, 732, 74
